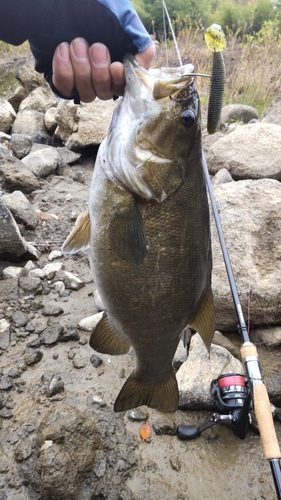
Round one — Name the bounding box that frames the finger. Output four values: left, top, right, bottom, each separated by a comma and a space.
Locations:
69, 38, 96, 103
89, 43, 114, 101
135, 42, 156, 69
52, 42, 74, 98
110, 62, 125, 97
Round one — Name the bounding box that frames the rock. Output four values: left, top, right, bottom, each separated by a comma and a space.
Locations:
0, 376, 13, 391
60, 328, 79, 342
19, 84, 57, 113
86, 395, 106, 408
221, 104, 258, 123
46, 375, 64, 397
177, 334, 243, 410
11, 311, 29, 327
0, 200, 28, 258
21, 147, 59, 178
173, 341, 188, 370
44, 107, 57, 133
48, 250, 62, 261
72, 355, 87, 369
0, 319, 10, 350
89, 354, 103, 368
152, 419, 176, 436
78, 312, 104, 332
251, 326, 281, 348
126, 409, 149, 422
57, 270, 85, 290
14, 437, 34, 462
28, 268, 45, 279
10, 133, 33, 159
18, 277, 42, 294
212, 331, 241, 359
2, 266, 28, 279
260, 94, 281, 125
42, 302, 64, 317
53, 281, 65, 293
0, 407, 13, 419
11, 109, 47, 136
54, 98, 118, 150
0, 162, 40, 193
41, 324, 63, 346
212, 179, 281, 330
264, 373, 281, 407
207, 123, 281, 180
2, 190, 38, 228
34, 404, 102, 500
56, 147, 81, 165
211, 168, 234, 186
8, 366, 21, 378
42, 262, 64, 279
23, 350, 43, 366
0, 98, 16, 133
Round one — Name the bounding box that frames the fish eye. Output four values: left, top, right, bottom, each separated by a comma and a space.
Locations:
181, 110, 196, 127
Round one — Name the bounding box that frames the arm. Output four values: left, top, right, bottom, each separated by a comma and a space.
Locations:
0, 0, 155, 102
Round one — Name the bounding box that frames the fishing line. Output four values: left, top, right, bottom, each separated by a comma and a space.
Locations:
162, 0, 183, 67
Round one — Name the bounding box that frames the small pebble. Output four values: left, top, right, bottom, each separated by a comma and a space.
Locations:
0, 407, 13, 419
89, 354, 103, 368
23, 350, 43, 366
73, 356, 86, 369
170, 456, 181, 472
127, 409, 149, 422
48, 250, 62, 261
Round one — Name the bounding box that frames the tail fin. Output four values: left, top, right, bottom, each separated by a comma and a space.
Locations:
114, 370, 179, 413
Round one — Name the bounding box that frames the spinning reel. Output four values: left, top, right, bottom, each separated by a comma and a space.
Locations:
177, 372, 252, 441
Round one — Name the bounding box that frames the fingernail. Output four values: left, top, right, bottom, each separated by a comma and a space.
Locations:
90, 43, 109, 67
58, 43, 69, 61
72, 38, 88, 61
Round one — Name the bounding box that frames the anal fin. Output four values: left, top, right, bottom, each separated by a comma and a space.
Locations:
114, 370, 179, 413
190, 288, 215, 351
90, 313, 130, 355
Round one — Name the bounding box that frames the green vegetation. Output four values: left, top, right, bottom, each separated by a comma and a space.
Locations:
133, 0, 281, 115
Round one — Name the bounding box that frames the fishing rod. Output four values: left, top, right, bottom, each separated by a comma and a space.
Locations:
174, 21, 281, 498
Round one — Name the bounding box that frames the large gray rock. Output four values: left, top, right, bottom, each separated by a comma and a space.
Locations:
0, 162, 40, 193
22, 148, 59, 178
11, 109, 47, 136
0, 200, 28, 258
212, 178, 281, 330
207, 123, 281, 180
34, 404, 102, 500
177, 334, 243, 410
10, 133, 33, 159
19, 84, 58, 113
0, 98, 16, 133
260, 94, 281, 125
221, 104, 258, 123
2, 191, 38, 228
54, 98, 118, 150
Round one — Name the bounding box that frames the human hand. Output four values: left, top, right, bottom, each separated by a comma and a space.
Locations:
52, 38, 156, 102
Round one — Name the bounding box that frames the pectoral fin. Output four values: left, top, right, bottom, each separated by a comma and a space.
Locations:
109, 194, 147, 265
90, 313, 130, 355
190, 288, 215, 351
61, 207, 90, 254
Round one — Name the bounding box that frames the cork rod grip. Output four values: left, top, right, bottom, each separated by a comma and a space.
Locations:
254, 383, 281, 460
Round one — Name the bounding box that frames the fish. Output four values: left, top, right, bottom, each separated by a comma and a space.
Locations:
62, 54, 215, 413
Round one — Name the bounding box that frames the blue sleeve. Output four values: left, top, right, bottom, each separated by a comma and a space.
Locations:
97, 0, 152, 52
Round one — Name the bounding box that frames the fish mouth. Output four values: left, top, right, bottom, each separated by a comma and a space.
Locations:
123, 54, 194, 101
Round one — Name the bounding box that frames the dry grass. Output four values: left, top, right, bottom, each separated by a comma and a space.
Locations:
153, 24, 281, 116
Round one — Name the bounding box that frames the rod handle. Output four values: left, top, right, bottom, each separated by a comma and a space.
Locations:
241, 343, 258, 357
254, 383, 281, 460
